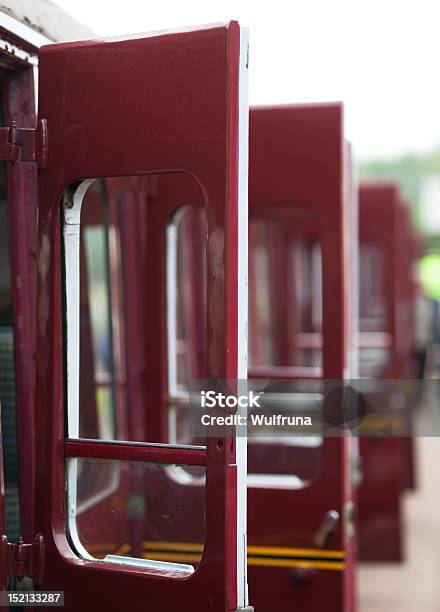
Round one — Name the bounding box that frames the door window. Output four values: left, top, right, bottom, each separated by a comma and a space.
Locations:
65, 178, 206, 571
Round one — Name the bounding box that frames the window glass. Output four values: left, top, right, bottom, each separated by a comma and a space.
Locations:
64, 177, 208, 570
359, 243, 390, 376
65, 176, 212, 445
78, 179, 126, 440
68, 457, 205, 572
248, 221, 276, 367
167, 205, 207, 446
248, 219, 323, 370
247, 380, 324, 487
248, 214, 324, 486
359, 243, 387, 331
290, 238, 323, 368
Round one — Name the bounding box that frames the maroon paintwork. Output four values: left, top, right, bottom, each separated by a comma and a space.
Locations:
34, 24, 245, 611
64, 440, 207, 466
358, 183, 416, 562
359, 184, 413, 379
0, 44, 38, 545
247, 104, 357, 612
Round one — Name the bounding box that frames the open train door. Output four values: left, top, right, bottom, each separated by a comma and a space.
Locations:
31, 23, 250, 612
247, 104, 357, 612
358, 183, 412, 562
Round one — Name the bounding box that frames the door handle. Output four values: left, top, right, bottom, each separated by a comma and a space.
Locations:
313, 509, 340, 548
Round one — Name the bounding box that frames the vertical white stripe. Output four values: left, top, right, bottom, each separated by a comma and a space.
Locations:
64, 179, 95, 439
64, 180, 96, 561
236, 25, 250, 609
166, 219, 179, 444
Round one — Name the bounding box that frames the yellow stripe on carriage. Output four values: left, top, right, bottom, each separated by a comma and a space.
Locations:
141, 541, 346, 570
248, 557, 345, 571
143, 541, 344, 559
247, 545, 345, 559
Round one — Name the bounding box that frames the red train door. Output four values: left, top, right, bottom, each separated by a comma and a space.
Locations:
0, 27, 40, 593
247, 104, 357, 612
358, 183, 414, 562
31, 23, 250, 611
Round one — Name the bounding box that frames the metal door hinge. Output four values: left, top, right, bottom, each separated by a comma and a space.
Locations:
0, 534, 45, 585
0, 119, 48, 169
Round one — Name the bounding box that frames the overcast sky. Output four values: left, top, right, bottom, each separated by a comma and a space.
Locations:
54, 0, 440, 160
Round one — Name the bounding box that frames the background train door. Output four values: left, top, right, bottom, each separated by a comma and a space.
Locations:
247, 103, 358, 612
31, 23, 250, 611
358, 183, 416, 562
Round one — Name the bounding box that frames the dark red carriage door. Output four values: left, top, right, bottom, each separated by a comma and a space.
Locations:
35, 23, 249, 612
